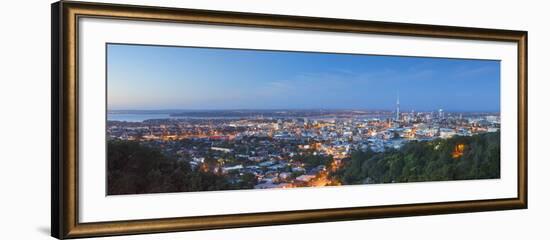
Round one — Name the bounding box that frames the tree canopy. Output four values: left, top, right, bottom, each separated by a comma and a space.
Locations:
332, 132, 500, 185
107, 140, 234, 195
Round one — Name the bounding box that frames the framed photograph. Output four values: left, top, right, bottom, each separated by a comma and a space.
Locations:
51, 1, 527, 239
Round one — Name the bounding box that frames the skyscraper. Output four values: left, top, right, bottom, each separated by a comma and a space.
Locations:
396, 94, 400, 122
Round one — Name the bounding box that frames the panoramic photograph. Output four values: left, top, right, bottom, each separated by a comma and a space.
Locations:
106, 43, 501, 195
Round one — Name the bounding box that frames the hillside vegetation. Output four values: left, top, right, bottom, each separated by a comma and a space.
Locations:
333, 132, 500, 184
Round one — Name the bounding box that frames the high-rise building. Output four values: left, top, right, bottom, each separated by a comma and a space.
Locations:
396, 94, 400, 121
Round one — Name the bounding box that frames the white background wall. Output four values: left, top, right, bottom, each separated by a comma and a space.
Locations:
0, 0, 547, 239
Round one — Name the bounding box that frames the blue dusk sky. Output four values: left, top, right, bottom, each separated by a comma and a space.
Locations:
107, 44, 500, 112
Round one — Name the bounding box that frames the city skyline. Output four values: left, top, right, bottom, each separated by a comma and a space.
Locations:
107, 43, 501, 112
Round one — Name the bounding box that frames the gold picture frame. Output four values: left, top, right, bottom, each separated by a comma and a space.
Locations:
51, 1, 527, 239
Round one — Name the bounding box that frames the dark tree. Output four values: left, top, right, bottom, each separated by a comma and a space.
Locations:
332, 132, 500, 185
107, 140, 232, 195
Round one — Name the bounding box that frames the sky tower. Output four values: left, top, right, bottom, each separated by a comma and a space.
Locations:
396, 93, 400, 122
